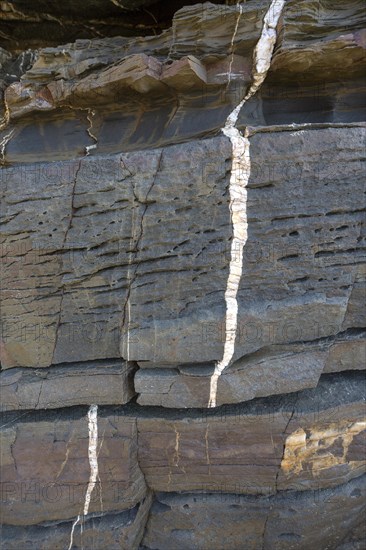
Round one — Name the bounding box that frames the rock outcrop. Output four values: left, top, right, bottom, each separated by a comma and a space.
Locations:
0, 0, 365, 548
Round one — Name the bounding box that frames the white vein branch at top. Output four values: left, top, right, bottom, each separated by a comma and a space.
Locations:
208, 0, 286, 408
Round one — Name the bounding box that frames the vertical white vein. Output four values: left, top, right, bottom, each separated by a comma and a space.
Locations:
68, 404, 99, 550
0, 129, 15, 164
227, 3, 243, 87
85, 109, 97, 155
83, 404, 99, 516
126, 299, 131, 361
208, 0, 286, 408
68, 514, 81, 550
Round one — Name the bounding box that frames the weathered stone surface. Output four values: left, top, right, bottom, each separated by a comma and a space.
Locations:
0, 360, 135, 410
141, 476, 366, 550
124, 126, 365, 364
1, 1, 270, 164
0, 408, 146, 525
136, 372, 366, 494
0, 0, 365, 547
1, 124, 365, 406
0, 492, 152, 550
239, 0, 366, 127
1, 136, 232, 370
136, 332, 366, 407
1, 0, 365, 164
324, 332, 366, 373
129, 124, 365, 408
1, 373, 363, 530
272, 0, 365, 82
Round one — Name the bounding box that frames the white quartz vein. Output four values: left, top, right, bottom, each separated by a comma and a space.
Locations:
208, 0, 286, 407
68, 404, 99, 549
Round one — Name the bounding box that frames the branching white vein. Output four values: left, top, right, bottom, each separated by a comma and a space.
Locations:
208, 0, 286, 407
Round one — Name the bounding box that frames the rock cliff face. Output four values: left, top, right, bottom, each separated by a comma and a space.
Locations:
0, 1, 365, 548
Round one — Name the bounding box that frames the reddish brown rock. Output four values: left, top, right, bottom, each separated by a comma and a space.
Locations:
161, 56, 207, 91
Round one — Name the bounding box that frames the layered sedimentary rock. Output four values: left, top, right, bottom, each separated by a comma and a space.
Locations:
2, 120, 364, 407
1, 372, 365, 547
1, 360, 135, 410
0, 0, 365, 548
136, 372, 366, 495
141, 477, 366, 550
1, 408, 147, 525
1, 494, 153, 550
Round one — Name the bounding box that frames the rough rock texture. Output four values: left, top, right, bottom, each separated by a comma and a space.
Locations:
2, 124, 364, 405
1, 409, 146, 525
1, 372, 365, 547
136, 373, 366, 495
141, 476, 366, 550
1, 360, 136, 410
1, 493, 153, 550
0, 0, 365, 548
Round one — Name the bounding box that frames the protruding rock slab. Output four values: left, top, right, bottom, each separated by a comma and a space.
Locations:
5, 54, 165, 119
272, 0, 366, 83
0, 409, 146, 525
136, 348, 326, 408
136, 333, 366, 407
136, 372, 366, 494
160, 56, 207, 91
239, 0, 366, 126
141, 476, 366, 550
0, 360, 135, 411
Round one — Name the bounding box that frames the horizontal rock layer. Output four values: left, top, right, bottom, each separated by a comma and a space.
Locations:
0, 0, 365, 547
136, 331, 366, 408
1, 493, 153, 550
1, 372, 365, 527
1, 125, 364, 407
136, 372, 366, 495
2, 478, 365, 550
141, 476, 366, 550
1, 360, 136, 410
1, 0, 365, 163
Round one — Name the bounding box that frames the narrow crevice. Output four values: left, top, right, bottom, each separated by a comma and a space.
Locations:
51, 159, 82, 365
121, 149, 164, 358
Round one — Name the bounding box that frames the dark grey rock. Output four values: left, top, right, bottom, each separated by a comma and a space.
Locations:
0, 360, 135, 410
141, 476, 366, 550
0, 492, 152, 550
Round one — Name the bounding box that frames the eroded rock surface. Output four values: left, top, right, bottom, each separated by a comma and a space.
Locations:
141, 476, 366, 550
0, 0, 365, 547
136, 372, 366, 494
